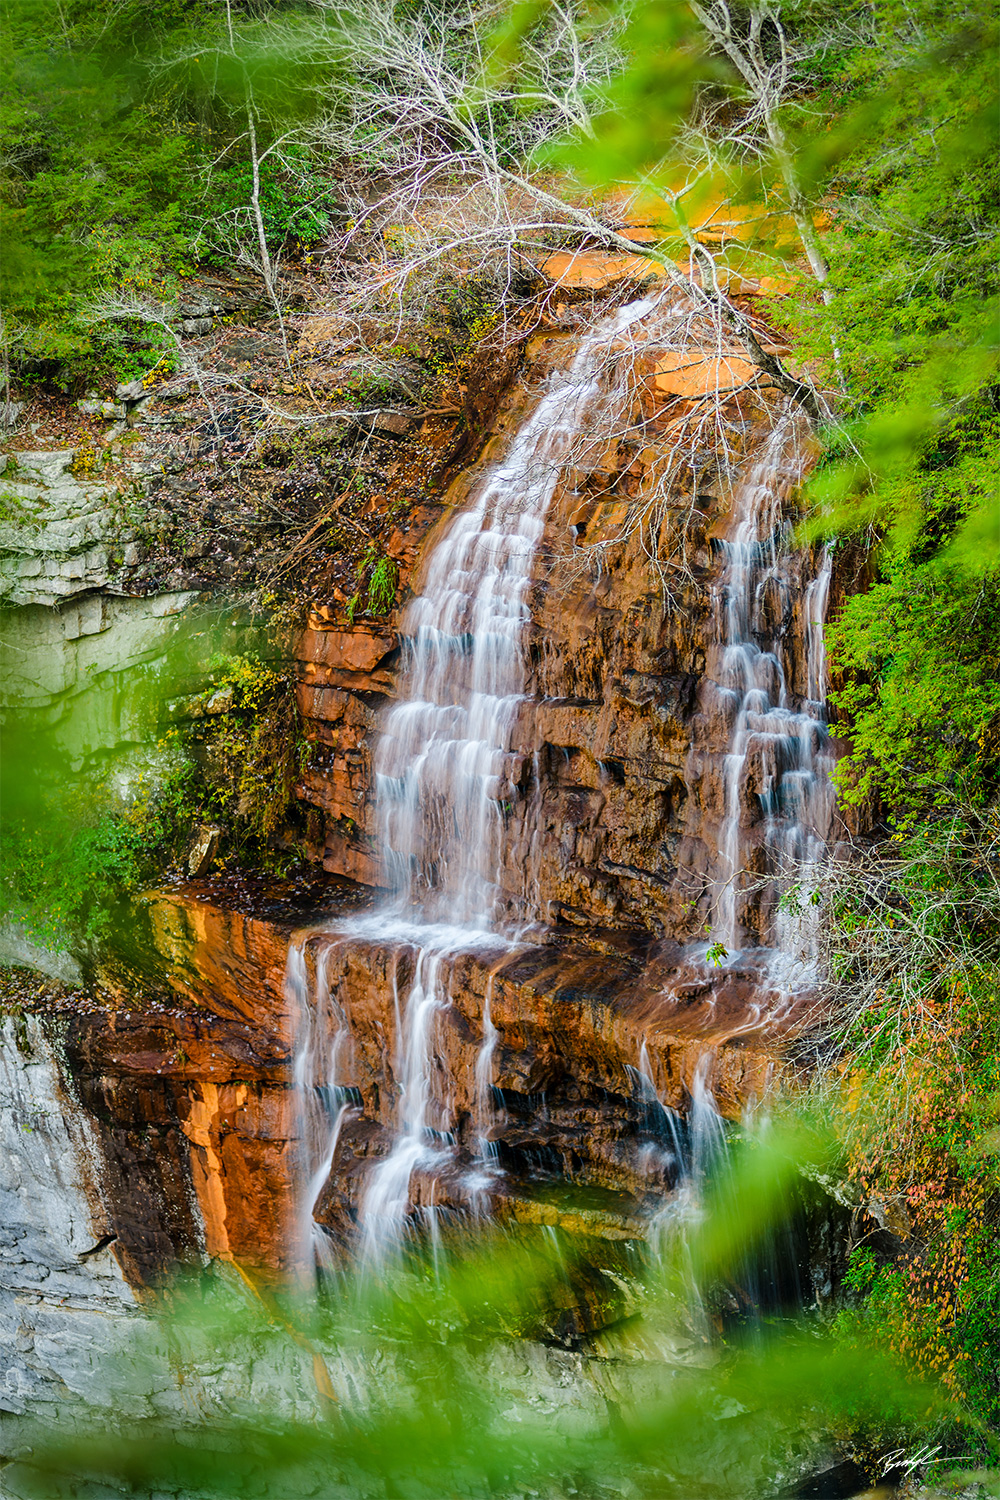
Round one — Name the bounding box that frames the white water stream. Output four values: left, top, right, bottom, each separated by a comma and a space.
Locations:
375, 297, 656, 924
289, 300, 659, 1271
711, 417, 836, 967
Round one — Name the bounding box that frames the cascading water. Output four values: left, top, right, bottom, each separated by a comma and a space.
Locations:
710, 415, 836, 969
804, 542, 833, 709
287, 290, 840, 1285
288, 934, 359, 1283
361, 299, 666, 1259
359, 930, 485, 1263
375, 297, 655, 925
289, 299, 658, 1272
638, 1050, 729, 1341
614, 412, 837, 1329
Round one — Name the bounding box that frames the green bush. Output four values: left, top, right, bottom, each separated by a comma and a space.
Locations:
820, 811, 1000, 1440
828, 561, 1000, 819
204, 147, 334, 259
1, 1, 332, 384
189, 653, 303, 847
0, 1, 199, 380
0, 812, 146, 948
367, 556, 398, 615
770, 0, 1000, 825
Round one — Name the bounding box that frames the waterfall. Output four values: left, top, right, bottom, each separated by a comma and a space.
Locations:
287, 293, 839, 1281
631, 1040, 684, 1189
710, 416, 836, 965
290, 299, 657, 1271
644, 1052, 728, 1339
360, 298, 658, 1258
375, 297, 656, 925
804, 542, 833, 708
288, 934, 359, 1282
359, 934, 461, 1264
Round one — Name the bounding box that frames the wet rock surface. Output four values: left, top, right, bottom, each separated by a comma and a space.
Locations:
0, 289, 842, 1310
290, 912, 821, 1257
0, 869, 819, 1290
295, 306, 846, 947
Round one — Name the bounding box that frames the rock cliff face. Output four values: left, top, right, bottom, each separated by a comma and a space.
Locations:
282, 295, 840, 1266
295, 305, 844, 948
0, 1015, 142, 1416
0, 285, 847, 1329
0, 448, 134, 607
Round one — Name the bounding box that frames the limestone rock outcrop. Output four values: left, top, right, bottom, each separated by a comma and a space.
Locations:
0, 448, 143, 607
0, 1015, 143, 1416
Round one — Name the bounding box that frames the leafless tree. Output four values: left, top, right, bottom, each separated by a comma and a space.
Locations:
688, 0, 834, 295
304, 0, 830, 420
533, 292, 794, 601
157, 2, 306, 370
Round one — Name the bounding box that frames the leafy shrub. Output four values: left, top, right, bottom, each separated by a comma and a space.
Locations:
828, 561, 1000, 819
821, 811, 1000, 1434
190, 653, 303, 847
0, 812, 147, 948
0, 2, 198, 381
203, 147, 334, 259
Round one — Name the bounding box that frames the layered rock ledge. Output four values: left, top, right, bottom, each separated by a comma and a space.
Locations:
1, 870, 820, 1307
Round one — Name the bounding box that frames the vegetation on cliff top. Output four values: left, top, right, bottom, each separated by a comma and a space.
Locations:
793, 0, 1000, 825
775, 4, 1000, 1441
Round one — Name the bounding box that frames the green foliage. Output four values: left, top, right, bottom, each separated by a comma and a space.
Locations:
204, 146, 334, 259
345, 546, 399, 621
5, 1133, 980, 1500
0, 812, 147, 947
162, 15, 332, 139
836, 961, 1000, 1430
821, 811, 1000, 1434
190, 652, 304, 848
0, 0, 200, 379
763, 0, 1000, 824
0, 0, 334, 383
827, 560, 1000, 816
367, 555, 398, 615
775, 24, 1000, 1406
0, 750, 217, 951
794, 0, 1000, 576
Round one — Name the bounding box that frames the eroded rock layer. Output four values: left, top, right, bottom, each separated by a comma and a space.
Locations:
296, 301, 850, 941
3, 288, 850, 1305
